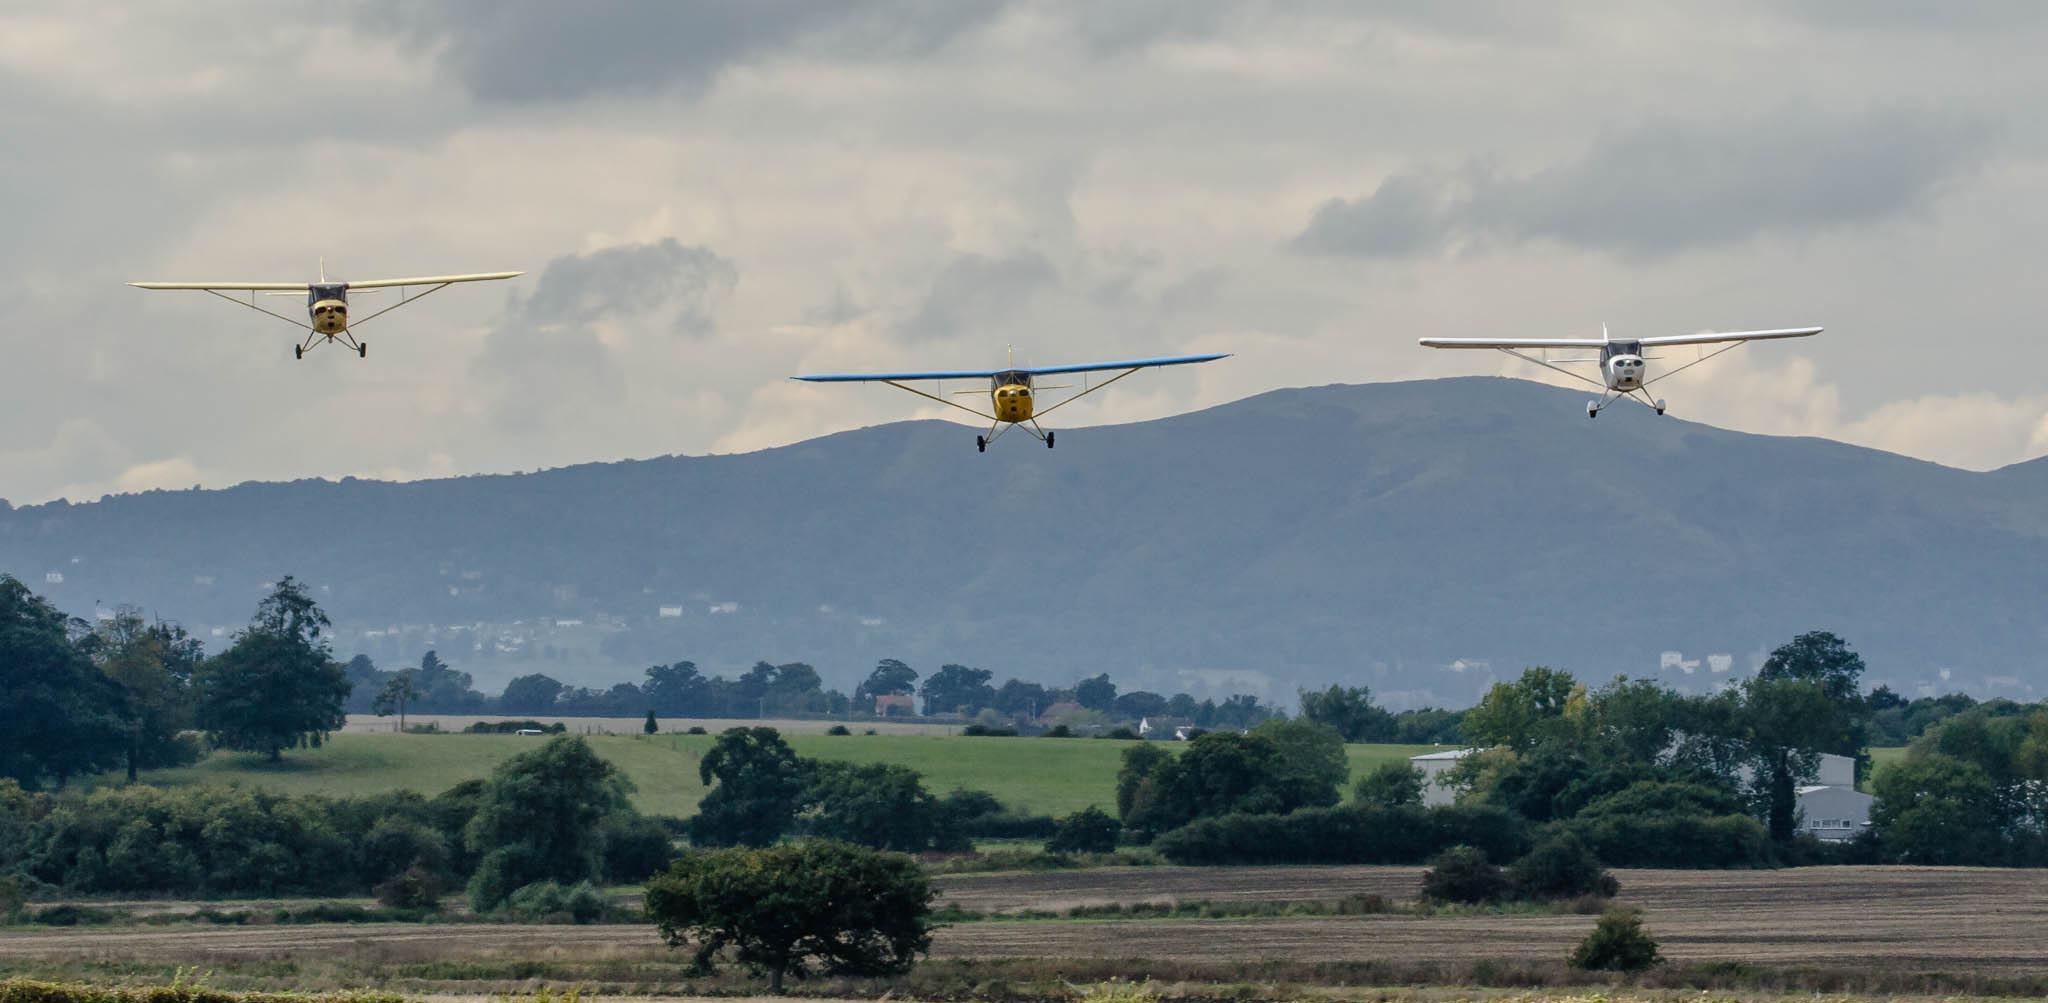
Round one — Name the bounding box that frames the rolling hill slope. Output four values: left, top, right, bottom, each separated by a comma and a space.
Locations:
5, 377, 2042, 705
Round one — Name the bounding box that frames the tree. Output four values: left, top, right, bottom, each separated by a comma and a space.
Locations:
991, 678, 1050, 718
691, 727, 807, 848
1461, 667, 1578, 751
646, 841, 934, 993
1112, 690, 1169, 721
804, 761, 961, 851
1419, 845, 1509, 904
855, 659, 918, 710
1047, 806, 1121, 854
194, 578, 350, 762
0, 576, 127, 788
374, 670, 419, 731
500, 673, 565, 714
1353, 761, 1425, 808
1737, 675, 1839, 842
1116, 742, 1172, 821
1757, 631, 1873, 770
88, 610, 204, 781
1569, 907, 1661, 971
1074, 673, 1117, 712
465, 735, 634, 910
1124, 731, 1334, 837
1300, 684, 1395, 742
1509, 832, 1617, 901
645, 661, 709, 715
1870, 753, 2008, 864
644, 710, 659, 735
919, 664, 995, 717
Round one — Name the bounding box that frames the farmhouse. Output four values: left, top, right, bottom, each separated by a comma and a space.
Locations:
1410, 748, 1474, 806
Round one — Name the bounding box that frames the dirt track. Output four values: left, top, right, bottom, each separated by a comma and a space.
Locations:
4, 865, 2044, 974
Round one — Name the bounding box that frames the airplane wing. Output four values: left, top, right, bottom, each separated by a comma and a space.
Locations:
1418, 337, 1608, 349
1637, 326, 1823, 348
343, 272, 523, 289
793, 368, 1005, 383
1022, 353, 1231, 375
131, 281, 310, 291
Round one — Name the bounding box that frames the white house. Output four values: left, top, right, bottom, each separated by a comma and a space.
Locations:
1409, 749, 1475, 806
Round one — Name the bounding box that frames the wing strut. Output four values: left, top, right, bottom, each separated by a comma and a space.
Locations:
881, 380, 998, 422
1031, 366, 1144, 420
1642, 341, 1744, 387
1496, 347, 1605, 389
203, 289, 312, 331
345, 282, 457, 331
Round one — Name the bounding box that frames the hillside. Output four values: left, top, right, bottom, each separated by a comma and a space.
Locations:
5, 377, 2044, 705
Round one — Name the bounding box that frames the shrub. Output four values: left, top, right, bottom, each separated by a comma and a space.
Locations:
501, 880, 609, 923
1419, 846, 1509, 904
1047, 807, 1122, 854
1043, 725, 1074, 738
359, 817, 449, 885
464, 720, 566, 734
687, 726, 709, 735
1352, 761, 1425, 808
1100, 727, 1139, 741
601, 814, 678, 883
826, 725, 852, 736
373, 864, 445, 910
1509, 832, 1617, 901
27, 905, 115, 926
1569, 906, 1662, 970
0, 875, 23, 923
963, 724, 1018, 737
1562, 811, 1770, 868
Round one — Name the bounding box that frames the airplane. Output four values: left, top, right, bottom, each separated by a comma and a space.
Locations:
131, 262, 521, 358
1419, 324, 1824, 417
793, 350, 1229, 451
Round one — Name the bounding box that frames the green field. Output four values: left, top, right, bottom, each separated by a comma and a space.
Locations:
120, 732, 1450, 818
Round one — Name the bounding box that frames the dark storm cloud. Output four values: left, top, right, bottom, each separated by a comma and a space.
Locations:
900, 251, 1057, 342
357, 0, 1006, 104
1295, 111, 1996, 259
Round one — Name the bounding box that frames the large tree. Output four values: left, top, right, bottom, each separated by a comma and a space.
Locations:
690, 727, 808, 847
0, 577, 127, 788
854, 659, 918, 708
193, 578, 350, 762
374, 670, 419, 731
88, 610, 204, 781
1299, 684, 1395, 743
465, 734, 634, 909
647, 841, 933, 993
919, 664, 994, 717
1074, 673, 1118, 712
1461, 667, 1579, 751
803, 761, 961, 852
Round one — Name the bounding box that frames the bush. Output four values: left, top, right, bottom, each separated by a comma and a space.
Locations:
601, 813, 678, 883
27, 905, 115, 926
373, 864, 445, 910
359, 817, 450, 885
963, 724, 1018, 737
1562, 811, 1770, 868
826, 725, 852, 736
0, 875, 23, 923
1100, 727, 1139, 741
500, 879, 609, 923
463, 720, 567, 734
1419, 845, 1509, 904
1047, 807, 1122, 854
1569, 906, 1662, 970
1352, 761, 1425, 808
1043, 725, 1074, 738
1509, 832, 1617, 901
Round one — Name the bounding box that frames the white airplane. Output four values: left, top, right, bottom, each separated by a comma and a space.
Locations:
1419, 324, 1824, 417
131, 263, 520, 359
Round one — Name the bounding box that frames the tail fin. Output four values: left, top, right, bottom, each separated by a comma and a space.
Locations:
319, 257, 327, 283
1601, 322, 1609, 343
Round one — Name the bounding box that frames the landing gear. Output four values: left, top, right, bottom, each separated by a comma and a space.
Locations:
294, 345, 304, 360
1653, 399, 1666, 416
976, 435, 987, 453
1045, 431, 1055, 449
1586, 400, 1599, 419
358, 342, 368, 358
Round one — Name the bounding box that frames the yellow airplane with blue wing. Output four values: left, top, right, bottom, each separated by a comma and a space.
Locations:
795, 350, 1228, 451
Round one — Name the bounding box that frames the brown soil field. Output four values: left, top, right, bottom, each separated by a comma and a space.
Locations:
4, 866, 2043, 975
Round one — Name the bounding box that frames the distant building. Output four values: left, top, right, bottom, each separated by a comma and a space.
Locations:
658, 605, 684, 618
873, 692, 916, 717
1409, 749, 1476, 806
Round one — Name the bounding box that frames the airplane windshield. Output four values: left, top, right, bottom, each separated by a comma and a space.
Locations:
992, 370, 1033, 388
1609, 340, 1643, 357
307, 283, 347, 305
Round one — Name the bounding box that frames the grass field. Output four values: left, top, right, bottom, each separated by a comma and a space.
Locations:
120, 730, 1449, 817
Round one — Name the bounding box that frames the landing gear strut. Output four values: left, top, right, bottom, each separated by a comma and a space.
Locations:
976, 435, 986, 453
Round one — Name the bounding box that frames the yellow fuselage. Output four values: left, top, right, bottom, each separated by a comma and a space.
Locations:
310, 298, 349, 334
992, 383, 1034, 422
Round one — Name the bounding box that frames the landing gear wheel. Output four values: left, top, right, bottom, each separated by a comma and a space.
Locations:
294, 345, 304, 360
357, 342, 368, 358
1045, 431, 1055, 449
1586, 401, 1598, 419
976, 435, 987, 453
1654, 400, 1666, 416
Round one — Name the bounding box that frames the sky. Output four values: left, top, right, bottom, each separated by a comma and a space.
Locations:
5, 1, 2048, 504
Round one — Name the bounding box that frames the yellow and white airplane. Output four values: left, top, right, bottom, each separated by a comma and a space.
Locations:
1421, 324, 1824, 417
131, 263, 521, 359
795, 350, 1229, 451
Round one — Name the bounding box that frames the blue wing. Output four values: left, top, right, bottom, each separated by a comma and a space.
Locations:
1022, 353, 1229, 375
792, 368, 1004, 382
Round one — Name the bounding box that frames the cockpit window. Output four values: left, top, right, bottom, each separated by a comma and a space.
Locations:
992, 370, 1033, 389
307, 283, 347, 306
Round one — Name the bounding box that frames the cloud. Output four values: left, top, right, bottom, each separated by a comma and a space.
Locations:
1295, 110, 1996, 258
900, 251, 1057, 342
472, 240, 737, 437
359, 0, 1006, 104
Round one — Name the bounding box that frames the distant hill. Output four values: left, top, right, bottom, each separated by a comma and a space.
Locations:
5, 377, 2043, 706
